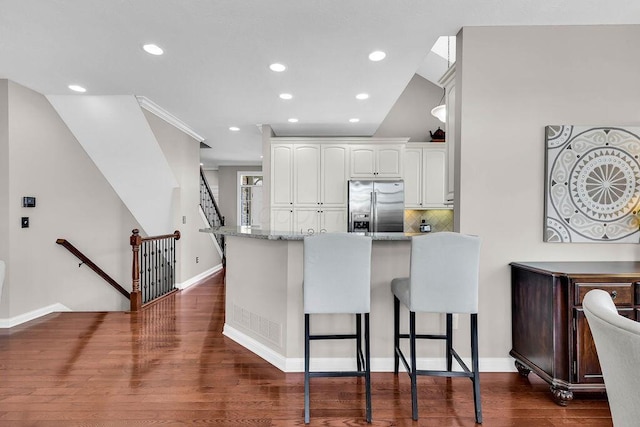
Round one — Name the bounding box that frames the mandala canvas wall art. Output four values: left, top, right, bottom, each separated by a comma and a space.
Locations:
544, 125, 640, 243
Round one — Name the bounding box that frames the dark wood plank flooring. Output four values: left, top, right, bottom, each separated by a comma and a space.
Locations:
0, 271, 612, 426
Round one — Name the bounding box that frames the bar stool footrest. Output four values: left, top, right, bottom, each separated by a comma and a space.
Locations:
309, 333, 358, 340
309, 371, 366, 378
415, 369, 473, 378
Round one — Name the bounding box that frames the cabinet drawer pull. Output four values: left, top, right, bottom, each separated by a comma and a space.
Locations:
610, 290, 618, 300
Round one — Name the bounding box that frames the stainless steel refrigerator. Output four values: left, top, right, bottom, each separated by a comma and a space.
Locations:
348, 180, 404, 232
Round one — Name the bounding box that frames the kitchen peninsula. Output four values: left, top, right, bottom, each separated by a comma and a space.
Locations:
203, 226, 444, 372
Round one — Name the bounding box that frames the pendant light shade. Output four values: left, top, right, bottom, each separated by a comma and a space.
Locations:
431, 104, 446, 123
430, 36, 452, 124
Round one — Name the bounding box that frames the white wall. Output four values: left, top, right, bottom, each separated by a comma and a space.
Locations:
4, 80, 140, 318
144, 111, 221, 283
457, 25, 640, 358
47, 95, 178, 236
0, 81, 9, 311
374, 74, 445, 142
0, 80, 222, 322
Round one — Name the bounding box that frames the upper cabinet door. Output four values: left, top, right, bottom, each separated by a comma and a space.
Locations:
271, 144, 293, 207
321, 145, 348, 207
293, 144, 320, 207
376, 145, 403, 178
423, 147, 447, 207
404, 148, 423, 208
350, 146, 376, 178
349, 144, 403, 179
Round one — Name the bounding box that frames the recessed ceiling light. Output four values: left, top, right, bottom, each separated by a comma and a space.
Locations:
229, 126, 240, 131
68, 84, 86, 93
143, 44, 164, 56
349, 118, 360, 123
279, 93, 293, 100
288, 118, 299, 123
200, 163, 204, 166
356, 93, 369, 100
368, 51, 386, 61
270, 63, 286, 72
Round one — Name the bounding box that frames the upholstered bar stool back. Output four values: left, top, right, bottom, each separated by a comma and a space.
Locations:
303, 233, 373, 424
304, 233, 371, 314
391, 231, 482, 423
401, 232, 480, 314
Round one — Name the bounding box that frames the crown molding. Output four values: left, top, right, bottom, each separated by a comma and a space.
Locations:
136, 96, 206, 143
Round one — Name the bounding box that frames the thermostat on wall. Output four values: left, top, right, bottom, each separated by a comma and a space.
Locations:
22, 197, 36, 207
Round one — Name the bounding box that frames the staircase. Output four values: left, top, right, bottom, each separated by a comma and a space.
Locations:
200, 168, 225, 263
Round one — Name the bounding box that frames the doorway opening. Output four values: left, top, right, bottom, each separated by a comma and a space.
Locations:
237, 172, 263, 227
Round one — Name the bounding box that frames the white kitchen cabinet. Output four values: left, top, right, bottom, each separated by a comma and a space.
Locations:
270, 207, 294, 232
350, 144, 403, 179
294, 144, 348, 208
321, 145, 348, 207
404, 144, 448, 209
404, 147, 423, 207
293, 144, 320, 207
294, 207, 347, 234
321, 208, 348, 232
294, 208, 319, 234
271, 144, 294, 207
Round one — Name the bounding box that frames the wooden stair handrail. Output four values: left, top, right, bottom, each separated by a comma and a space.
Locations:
140, 230, 181, 242
56, 239, 130, 300
200, 167, 224, 224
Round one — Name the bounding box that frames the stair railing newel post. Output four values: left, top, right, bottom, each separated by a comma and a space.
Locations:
130, 229, 143, 312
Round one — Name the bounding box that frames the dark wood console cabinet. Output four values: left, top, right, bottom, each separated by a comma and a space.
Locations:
510, 261, 640, 406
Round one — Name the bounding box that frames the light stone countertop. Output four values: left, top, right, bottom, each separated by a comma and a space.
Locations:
200, 226, 425, 241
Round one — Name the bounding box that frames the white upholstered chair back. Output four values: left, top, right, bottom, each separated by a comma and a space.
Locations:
408, 232, 481, 313
303, 233, 372, 314
583, 289, 640, 427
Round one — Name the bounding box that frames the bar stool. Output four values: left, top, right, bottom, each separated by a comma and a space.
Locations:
303, 233, 373, 424
390, 232, 482, 423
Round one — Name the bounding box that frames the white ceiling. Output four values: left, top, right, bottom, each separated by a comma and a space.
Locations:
1, 1, 638, 169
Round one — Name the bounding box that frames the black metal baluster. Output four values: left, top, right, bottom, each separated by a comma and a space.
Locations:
142, 241, 146, 304
162, 238, 167, 296
172, 238, 175, 290
155, 240, 159, 300
146, 241, 151, 304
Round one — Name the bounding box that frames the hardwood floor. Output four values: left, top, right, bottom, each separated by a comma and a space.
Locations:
0, 271, 612, 426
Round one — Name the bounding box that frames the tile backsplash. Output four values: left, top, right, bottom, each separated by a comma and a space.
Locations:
404, 209, 454, 233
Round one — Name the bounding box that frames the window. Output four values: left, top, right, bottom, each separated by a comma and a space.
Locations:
237, 172, 263, 227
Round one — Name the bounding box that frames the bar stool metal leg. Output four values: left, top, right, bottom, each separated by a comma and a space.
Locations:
356, 313, 363, 372
304, 314, 311, 424
410, 311, 418, 421
393, 296, 400, 374
471, 313, 482, 424
364, 313, 372, 423
446, 313, 453, 371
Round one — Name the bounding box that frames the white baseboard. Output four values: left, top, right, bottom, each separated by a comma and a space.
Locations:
223, 323, 517, 373
0, 303, 71, 328
177, 264, 223, 290
224, 324, 288, 370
